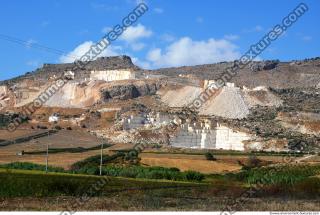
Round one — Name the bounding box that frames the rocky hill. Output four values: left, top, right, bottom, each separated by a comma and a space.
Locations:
1, 55, 320, 89
0, 55, 139, 86
149, 57, 320, 89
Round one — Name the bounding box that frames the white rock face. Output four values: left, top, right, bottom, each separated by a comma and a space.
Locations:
170, 122, 251, 150
44, 81, 103, 108
0, 85, 9, 109
89, 69, 135, 82
0, 85, 8, 95
215, 124, 250, 150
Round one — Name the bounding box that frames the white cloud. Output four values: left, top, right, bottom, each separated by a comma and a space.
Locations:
147, 48, 162, 62
154, 8, 164, 14
131, 42, 146, 51
224, 34, 240, 41
146, 37, 240, 68
59, 41, 122, 63
120, 24, 152, 42
131, 57, 151, 69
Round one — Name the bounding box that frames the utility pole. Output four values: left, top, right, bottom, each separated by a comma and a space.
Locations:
45, 131, 49, 173
99, 142, 104, 176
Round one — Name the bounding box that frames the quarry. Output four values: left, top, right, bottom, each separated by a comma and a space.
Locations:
2, 1, 320, 212
0, 55, 319, 162
0, 55, 320, 212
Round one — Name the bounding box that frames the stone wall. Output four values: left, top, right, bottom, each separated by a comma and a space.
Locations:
89, 69, 135, 82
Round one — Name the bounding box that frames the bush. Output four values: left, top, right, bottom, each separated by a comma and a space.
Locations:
0, 162, 64, 173
184, 171, 205, 181
37, 125, 47, 129
240, 155, 262, 170
169, 167, 180, 172
98, 165, 204, 182
236, 164, 320, 185
54, 125, 62, 130
205, 152, 216, 161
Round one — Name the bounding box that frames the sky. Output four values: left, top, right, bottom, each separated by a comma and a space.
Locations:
0, 0, 319, 80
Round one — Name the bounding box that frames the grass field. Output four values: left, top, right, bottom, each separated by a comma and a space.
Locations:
0, 168, 207, 197
1, 167, 320, 211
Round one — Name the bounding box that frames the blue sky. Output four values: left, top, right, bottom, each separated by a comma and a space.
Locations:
0, 0, 319, 80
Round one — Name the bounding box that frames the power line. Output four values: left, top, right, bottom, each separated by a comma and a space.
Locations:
0, 33, 79, 59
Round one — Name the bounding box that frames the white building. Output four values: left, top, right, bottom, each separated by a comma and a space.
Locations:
49, 113, 60, 122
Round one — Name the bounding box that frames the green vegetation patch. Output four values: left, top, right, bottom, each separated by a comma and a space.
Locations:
99, 165, 205, 182
0, 169, 205, 197
236, 164, 320, 185
23, 143, 113, 155
0, 162, 65, 173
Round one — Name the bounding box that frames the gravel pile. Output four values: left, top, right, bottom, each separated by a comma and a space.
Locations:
159, 86, 202, 107
199, 86, 250, 119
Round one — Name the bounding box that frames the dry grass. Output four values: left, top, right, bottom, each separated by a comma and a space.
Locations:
139, 152, 299, 174
0, 130, 102, 151
139, 153, 241, 174
0, 150, 106, 169
0, 129, 43, 140
1, 195, 320, 211
0, 129, 112, 169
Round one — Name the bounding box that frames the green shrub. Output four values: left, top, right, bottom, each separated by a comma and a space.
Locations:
184, 171, 205, 181
0, 162, 64, 173
236, 164, 320, 185
205, 152, 216, 161
169, 167, 180, 172
97, 165, 204, 182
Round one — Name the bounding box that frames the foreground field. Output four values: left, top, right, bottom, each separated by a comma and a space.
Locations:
2, 196, 320, 211
1, 168, 320, 211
